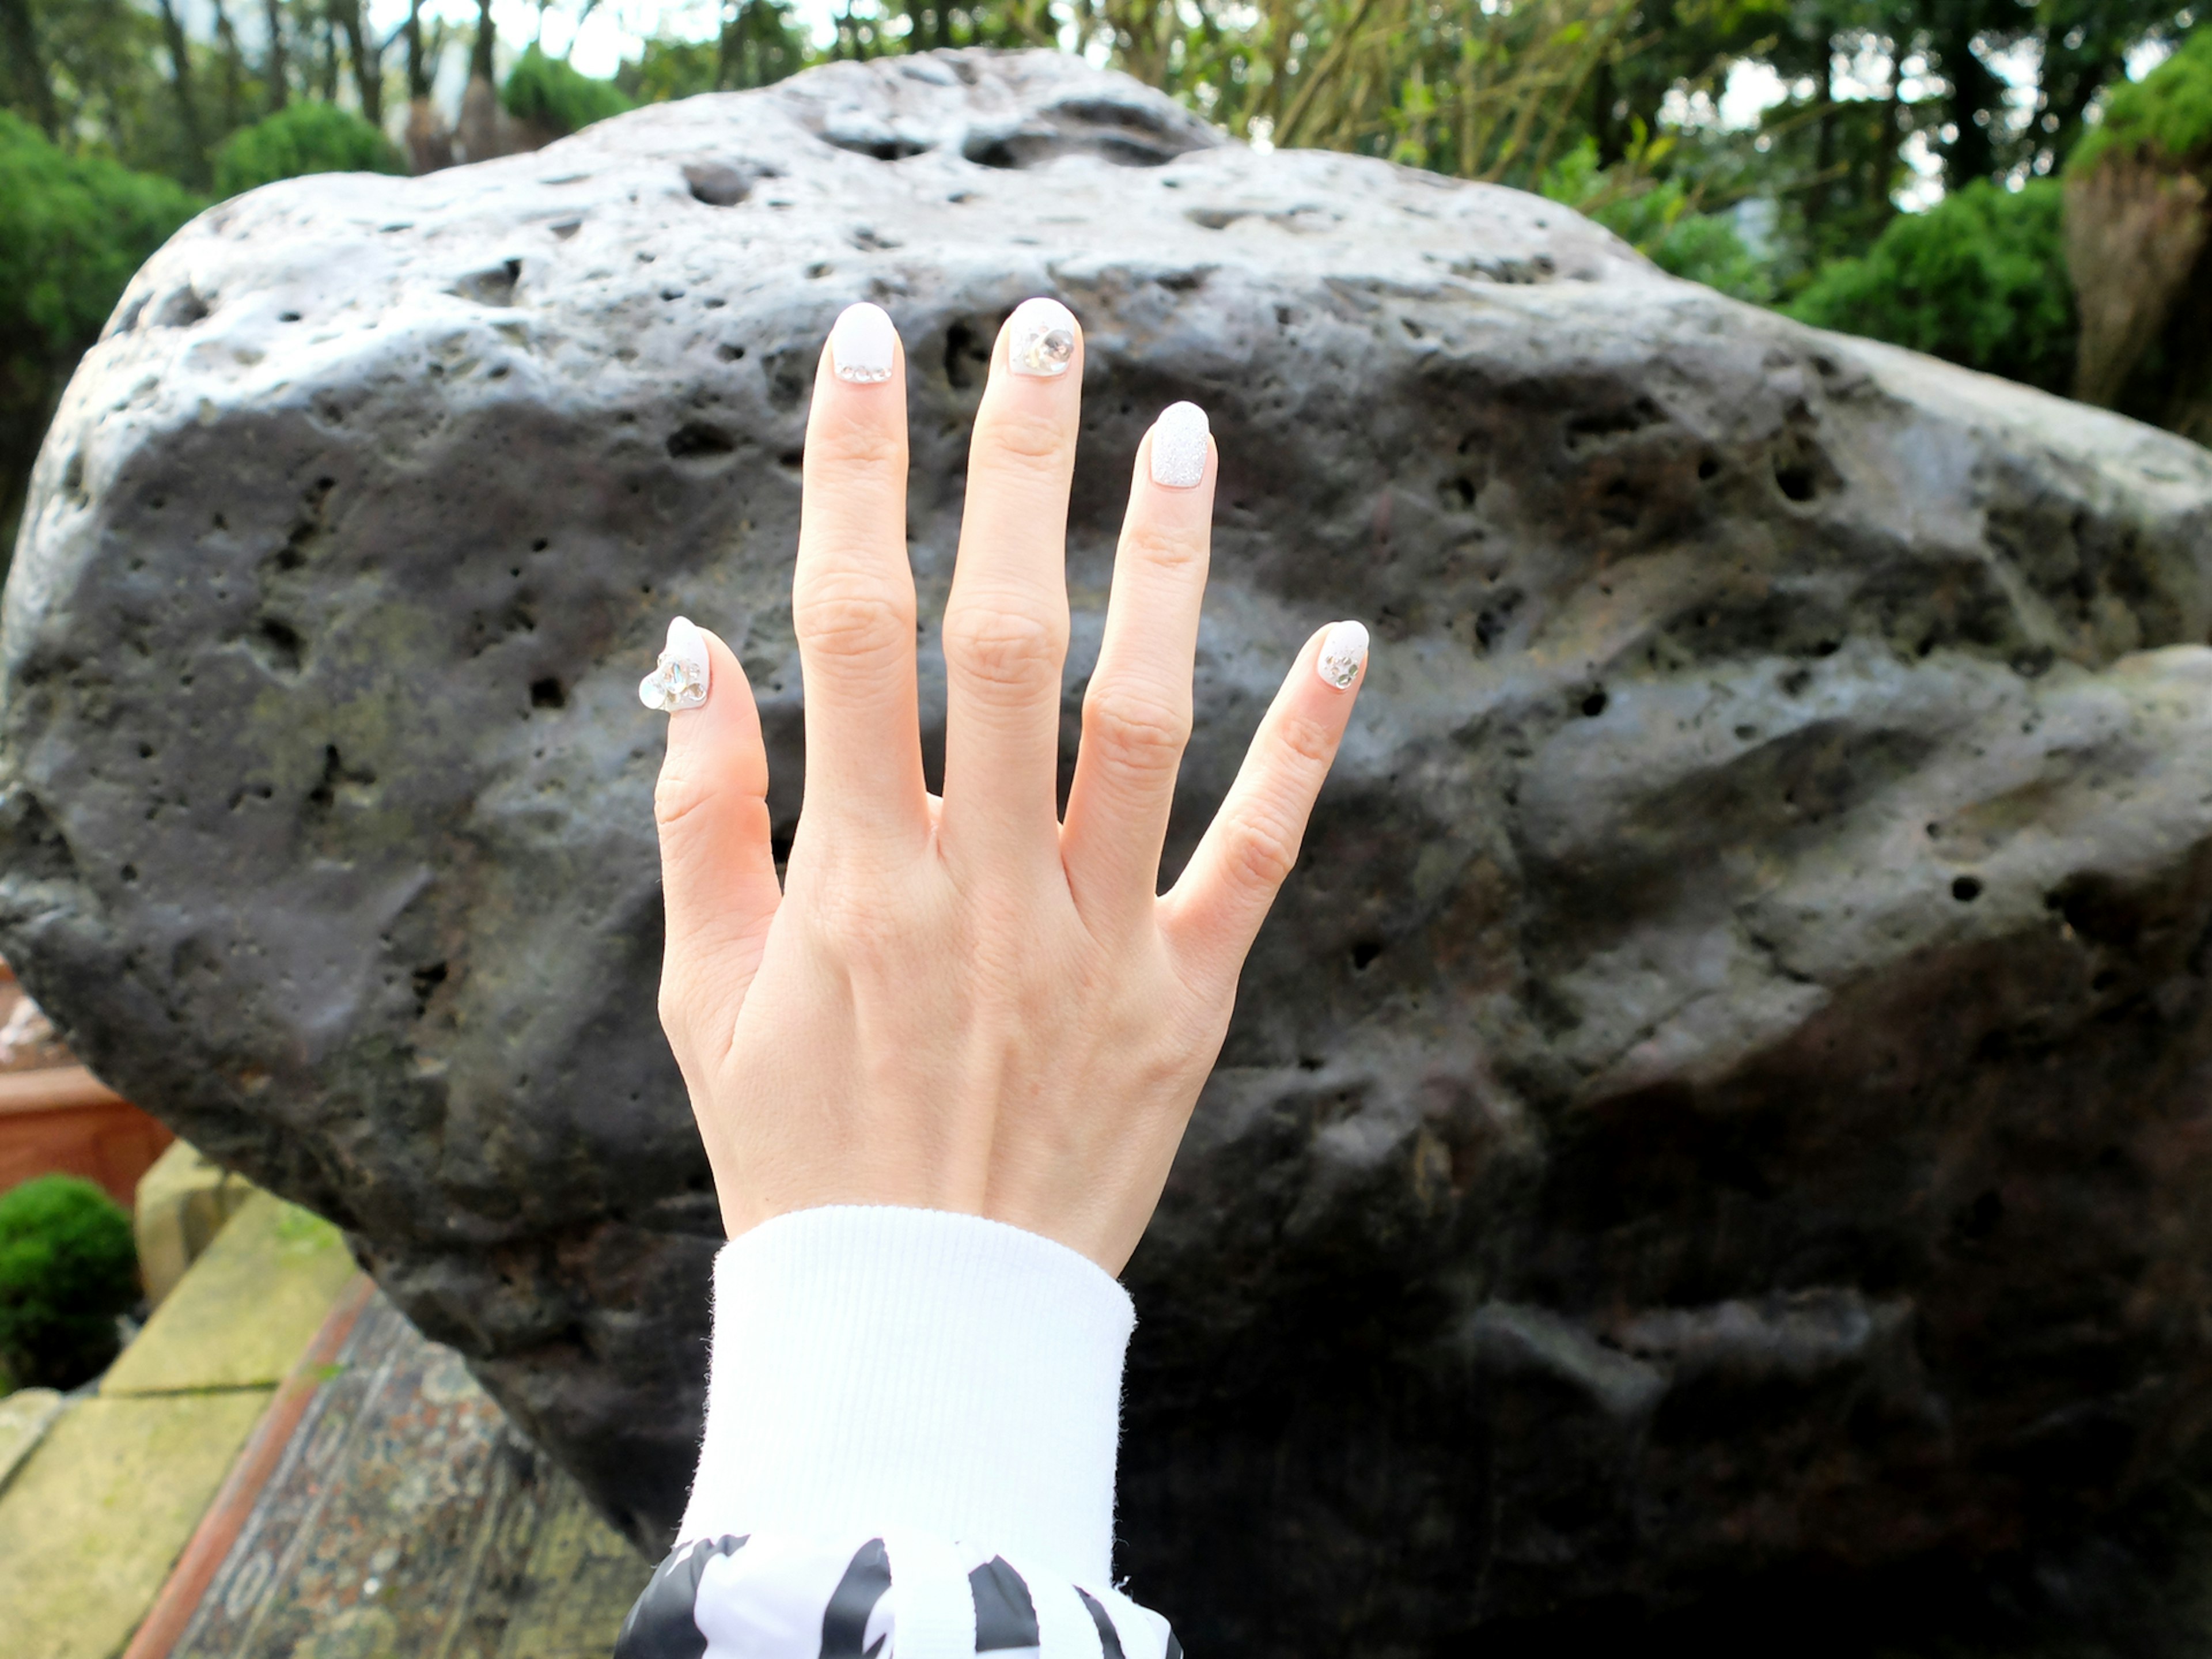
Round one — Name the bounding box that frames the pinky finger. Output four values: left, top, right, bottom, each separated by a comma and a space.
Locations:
1159, 620, 1367, 993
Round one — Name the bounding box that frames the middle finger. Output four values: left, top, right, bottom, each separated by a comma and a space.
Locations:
939, 297, 1085, 873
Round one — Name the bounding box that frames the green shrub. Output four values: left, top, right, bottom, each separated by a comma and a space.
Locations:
2069, 29, 2212, 176
1, 111, 201, 551
1541, 139, 1775, 304
1785, 179, 2075, 393
0, 1175, 139, 1389
503, 46, 635, 138
212, 101, 405, 199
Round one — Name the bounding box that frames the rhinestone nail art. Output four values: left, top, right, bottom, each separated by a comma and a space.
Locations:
640, 616, 711, 712
830, 302, 896, 384
1007, 297, 1077, 377
1150, 402, 1209, 488
1317, 620, 1369, 690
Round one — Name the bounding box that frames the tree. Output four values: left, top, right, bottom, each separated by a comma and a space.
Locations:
0, 108, 200, 561
1787, 177, 2076, 389
212, 97, 404, 195
502, 43, 633, 135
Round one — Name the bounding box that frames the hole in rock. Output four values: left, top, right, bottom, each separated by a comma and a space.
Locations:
253, 616, 305, 675
1952, 876, 1983, 903
452, 259, 523, 306
1350, 941, 1384, 971
156, 286, 210, 328
530, 677, 566, 710
945, 319, 991, 391
1957, 1188, 2004, 1239
1580, 688, 1608, 718
854, 137, 933, 160
666, 423, 737, 462
411, 961, 448, 1015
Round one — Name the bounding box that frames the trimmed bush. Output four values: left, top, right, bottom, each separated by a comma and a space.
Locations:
2069, 29, 2212, 176
1, 112, 201, 551
1786, 179, 2076, 394
503, 46, 635, 138
0, 1175, 139, 1390
213, 101, 406, 199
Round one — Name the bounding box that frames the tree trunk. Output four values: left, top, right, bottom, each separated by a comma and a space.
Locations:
317, 9, 338, 102
0, 0, 58, 138
210, 0, 246, 134
332, 0, 380, 126
154, 0, 207, 184
404, 0, 429, 99
1933, 6, 1998, 187
471, 0, 495, 86
263, 0, 287, 109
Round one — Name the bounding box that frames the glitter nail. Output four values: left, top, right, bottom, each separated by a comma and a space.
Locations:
1316, 620, 1368, 690
640, 616, 711, 712
1150, 402, 1209, 488
1008, 297, 1077, 378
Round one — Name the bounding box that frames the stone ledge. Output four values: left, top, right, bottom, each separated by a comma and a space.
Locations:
103, 1191, 355, 1397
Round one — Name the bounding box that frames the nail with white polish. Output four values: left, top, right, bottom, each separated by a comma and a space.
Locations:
1316, 620, 1369, 690
1150, 402, 1209, 489
1007, 296, 1077, 377
639, 616, 711, 712
830, 302, 896, 384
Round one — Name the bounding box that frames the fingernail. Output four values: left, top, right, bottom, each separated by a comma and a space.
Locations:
1007, 296, 1077, 377
830, 302, 896, 384
1317, 620, 1368, 690
639, 616, 711, 712
1150, 402, 1209, 488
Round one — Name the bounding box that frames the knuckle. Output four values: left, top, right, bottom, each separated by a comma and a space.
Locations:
654, 762, 712, 831
942, 602, 1067, 690
1276, 707, 1339, 769
1084, 687, 1192, 771
978, 406, 1071, 471
805, 407, 906, 475
793, 577, 916, 662
1119, 519, 1206, 575
1220, 809, 1300, 892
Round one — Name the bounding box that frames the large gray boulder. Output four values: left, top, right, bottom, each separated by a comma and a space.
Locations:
10, 47, 2212, 1653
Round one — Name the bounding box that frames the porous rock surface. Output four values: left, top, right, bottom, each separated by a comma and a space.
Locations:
11, 48, 2212, 1653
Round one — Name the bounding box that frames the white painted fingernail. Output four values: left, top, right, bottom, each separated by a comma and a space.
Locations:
1317, 620, 1368, 690
1007, 296, 1077, 377
1150, 402, 1208, 488
639, 616, 711, 711
830, 302, 896, 384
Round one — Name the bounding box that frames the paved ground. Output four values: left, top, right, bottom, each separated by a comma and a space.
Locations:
0, 1187, 645, 1659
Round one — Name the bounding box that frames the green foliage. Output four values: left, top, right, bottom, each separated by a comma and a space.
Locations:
1, 109, 199, 548
212, 101, 404, 198
502, 44, 634, 137
622, 0, 809, 97
0, 109, 199, 356
2069, 27, 2212, 174
0, 1175, 139, 1390
1786, 179, 2076, 394
1543, 135, 1774, 302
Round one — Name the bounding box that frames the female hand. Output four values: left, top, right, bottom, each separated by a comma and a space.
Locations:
647, 297, 1367, 1275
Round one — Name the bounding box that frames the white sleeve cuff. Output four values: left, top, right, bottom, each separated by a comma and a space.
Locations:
676, 1205, 1137, 1589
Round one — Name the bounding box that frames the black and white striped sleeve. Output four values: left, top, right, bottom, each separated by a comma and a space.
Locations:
614, 1207, 1180, 1659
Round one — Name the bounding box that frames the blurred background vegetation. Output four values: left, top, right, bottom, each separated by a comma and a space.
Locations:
1, 0, 2207, 546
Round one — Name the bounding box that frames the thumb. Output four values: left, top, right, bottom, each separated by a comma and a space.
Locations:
647, 619, 781, 1060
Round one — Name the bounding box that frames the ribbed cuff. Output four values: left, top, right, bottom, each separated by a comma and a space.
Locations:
676, 1205, 1136, 1588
